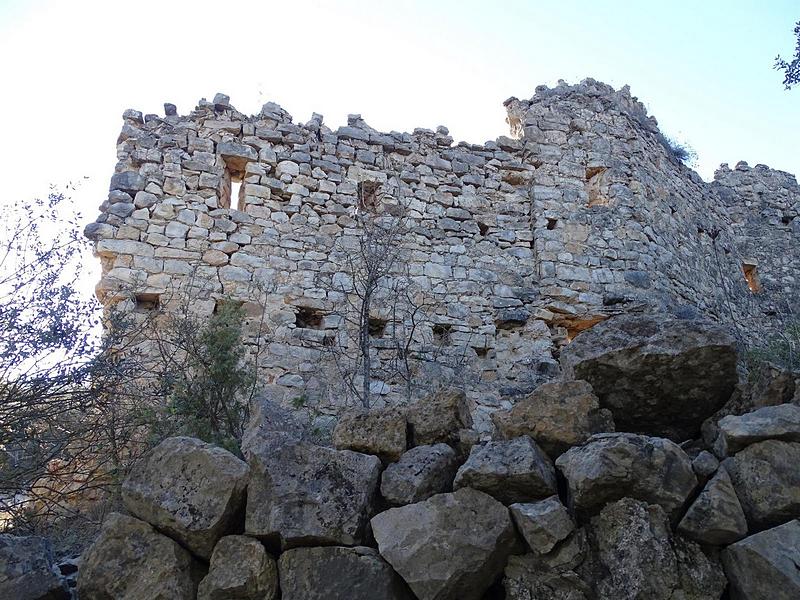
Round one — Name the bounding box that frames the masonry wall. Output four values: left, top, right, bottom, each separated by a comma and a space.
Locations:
86, 79, 800, 432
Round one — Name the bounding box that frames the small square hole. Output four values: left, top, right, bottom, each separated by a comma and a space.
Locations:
135, 293, 160, 312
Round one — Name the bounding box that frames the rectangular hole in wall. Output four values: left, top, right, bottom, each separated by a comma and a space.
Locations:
220, 169, 244, 210
295, 306, 324, 329
432, 323, 452, 345
135, 293, 160, 312
368, 317, 387, 337
546, 218, 558, 230
214, 299, 244, 315
358, 181, 381, 210
742, 262, 762, 293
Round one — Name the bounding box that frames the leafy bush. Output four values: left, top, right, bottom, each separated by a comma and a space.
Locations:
656, 133, 696, 165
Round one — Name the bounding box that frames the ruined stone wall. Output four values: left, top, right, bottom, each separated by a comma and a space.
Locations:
85, 79, 800, 431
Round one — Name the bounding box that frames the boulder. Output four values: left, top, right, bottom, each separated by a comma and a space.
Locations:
748, 362, 798, 409
122, 436, 250, 559
555, 433, 697, 519
0, 535, 68, 600
559, 314, 737, 441
380, 443, 459, 505
240, 390, 306, 457
722, 439, 800, 530
677, 469, 747, 545
503, 554, 590, 600
406, 387, 473, 449
371, 487, 517, 600
491, 380, 615, 457
245, 436, 382, 549
278, 546, 413, 600
453, 436, 557, 504
333, 408, 407, 462
587, 498, 726, 600
510, 496, 574, 554
714, 403, 800, 457
197, 536, 278, 600
78, 513, 202, 600
722, 519, 800, 600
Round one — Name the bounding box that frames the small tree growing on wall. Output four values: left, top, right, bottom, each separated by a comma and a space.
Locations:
775, 20, 800, 89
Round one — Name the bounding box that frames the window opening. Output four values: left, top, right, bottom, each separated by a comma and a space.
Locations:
742, 262, 762, 293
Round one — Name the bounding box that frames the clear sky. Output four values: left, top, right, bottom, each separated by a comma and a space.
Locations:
0, 0, 797, 229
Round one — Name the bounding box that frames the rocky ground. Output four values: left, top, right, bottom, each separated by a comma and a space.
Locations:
1, 313, 799, 599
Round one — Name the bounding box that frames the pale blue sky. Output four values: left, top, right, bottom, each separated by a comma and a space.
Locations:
0, 0, 797, 224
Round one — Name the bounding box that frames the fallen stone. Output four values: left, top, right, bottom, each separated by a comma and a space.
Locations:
278, 546, 413, 600
245, 436, 381, 549
122, 436, 250, 559
380, 443, 459, 505
333, 408, 407, 462
0, 535, 68, 600
406, 387, 473, 449
691, 450, 720, 483
454, 436, 557, 504
559, 314, 737, 441
722, 439, 800, 530
677, 469, 748, 545
510, 496, 574, 554
197, 536, 278, 600
371, 487, 517, 600
240, 390, 306, 458
714, 403, 800, 456
722, 519, 800, 600
588, 498, 726, 600
78, 513, 202, 600
491, 380, 615, 457
503, 554, 590, 600
555, 433, 697, 519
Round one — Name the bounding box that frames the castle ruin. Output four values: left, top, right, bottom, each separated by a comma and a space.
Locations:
85, 78, 800, 432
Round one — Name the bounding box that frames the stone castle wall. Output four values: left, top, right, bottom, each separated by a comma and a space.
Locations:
85, 78, 800, 431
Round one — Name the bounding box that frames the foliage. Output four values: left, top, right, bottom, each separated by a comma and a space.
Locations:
656, 133, 696, 165
745, 320, 800, 378
140, 301, 256, 456
775, 21, 800, 90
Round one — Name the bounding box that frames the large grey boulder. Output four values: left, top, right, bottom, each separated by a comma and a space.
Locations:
503, 554, 590, 600
122, 436, 250, 559
491, 380, 615, 457
510, 496, 574, 554
278, 546, 413, 600
197, 536, 278, 600
380, 443, 459, 505
0, 535, 68, 600
245, 436, 382, 549
559, 314, 737, 441
333, 408, 407, 462
406, 387, 473, 448
722, 519, 800, 600
453, 436, 557, 504
370, 487, 517, 600
587, 498, 726, 600
677, 469, 747, 545
714, 403, 800, 456
555, 433, 697, 519
241, 391, 306, 457
723, 439, 800, 530
78, 513, 203, 600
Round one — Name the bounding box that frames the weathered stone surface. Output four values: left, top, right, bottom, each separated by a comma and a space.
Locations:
110, 170, 145, 193
677, 469, 747, 545
197, 536, 278, 600
371, 487, 517, 600
278, 546, 413, 600
510, 496, 574, 554
491, 380, 615, 457
555, 433, 697, 518
723, 439, 800, 530
240, 390, 306, 457
692, 450, 719, 483
78, 513, 202, 600
722, 519, 800, 600
406, 388, 473, 448
454, 436, 557, 504
0, 535, 68, 600
333, 408, 407, 462
122, 436, 250, 559
245, 436, 382, 549
503, 554, 590, 600
380, 443, 459, 505
714, 403, 800, 456
559, 314, 737, 441
587, 498, 726, 600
